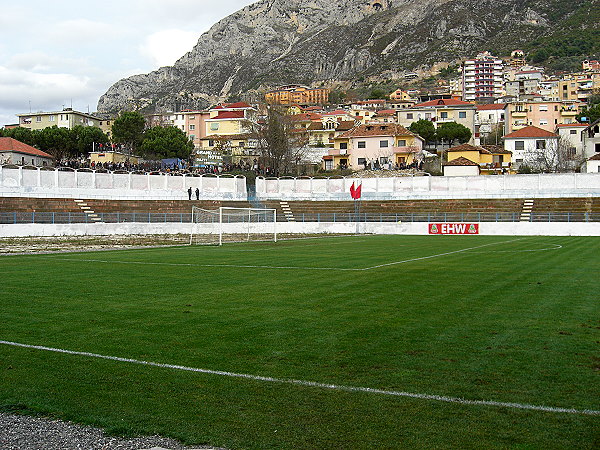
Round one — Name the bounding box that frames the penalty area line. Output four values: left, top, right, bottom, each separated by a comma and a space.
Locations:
1, 339, 598, 417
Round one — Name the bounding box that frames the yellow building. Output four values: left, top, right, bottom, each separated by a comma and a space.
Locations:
446, 143, 513, 174
89, 151, 141, 166
265, 85, 329, 105
16, 108, 102, 130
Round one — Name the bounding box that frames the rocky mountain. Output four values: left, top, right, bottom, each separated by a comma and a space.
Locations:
97, 0, 598, 114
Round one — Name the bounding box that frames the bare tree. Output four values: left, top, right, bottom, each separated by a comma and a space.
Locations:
245, 106, 308, 175
524, 136, 586, 173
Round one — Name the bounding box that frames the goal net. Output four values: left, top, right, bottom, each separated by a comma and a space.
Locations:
190, 206, 277, 245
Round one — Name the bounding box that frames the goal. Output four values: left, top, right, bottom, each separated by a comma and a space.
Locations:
190, 206, 277, 245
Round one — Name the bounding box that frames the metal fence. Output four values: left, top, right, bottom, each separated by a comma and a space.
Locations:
2, 211, 599, 224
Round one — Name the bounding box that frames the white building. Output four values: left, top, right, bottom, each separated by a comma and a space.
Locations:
582, 118, 600, 159
0, 137, 54, 166
503, 125, 558, 168
462, 52, 504, 101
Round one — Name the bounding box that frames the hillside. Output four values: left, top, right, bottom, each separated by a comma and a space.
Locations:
97, 0, 599, 114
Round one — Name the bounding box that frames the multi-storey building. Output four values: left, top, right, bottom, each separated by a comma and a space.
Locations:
16, 108, 102, 131
265, 85, 329, 105
324, 123, 424, 170
504, 100, 582, 134
558, 73, 600, 103
462, 52, 504, 101
475, 104, 505, 143
396, 98, 477, 143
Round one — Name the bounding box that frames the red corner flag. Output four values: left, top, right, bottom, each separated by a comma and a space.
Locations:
350, 182, 362, 199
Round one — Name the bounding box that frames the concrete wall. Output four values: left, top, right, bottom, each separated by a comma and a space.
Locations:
255, 173, 600, 201
2, 220, 598, 238
0, 166, 247, 200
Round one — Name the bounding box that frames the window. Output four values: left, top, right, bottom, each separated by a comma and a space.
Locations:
208, 139, 215, 146
380, 157, 389, 164
239, 141, 244, 147
357, 158, 366, 166
189, 124, 195, 130
539, 105, 548, 111
36, 116, 42, 122
459, 111, 467, 119
595, 143, 600, 153
406, 113, 413, 120
357, 141, 366, 148
397, 139, 406, 146
440, 112, 448, 119
570, 129, 577, 135
514, 141, 525, 150
189, 116, 195, 120
379, 140, 388, 148
49, 115, 55, 122
536, 140, 546, 149
339, 142, 348, 150
210, 123, 219, 130
539, 119, 548, 126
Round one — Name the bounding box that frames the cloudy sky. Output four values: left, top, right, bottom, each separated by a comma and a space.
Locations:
0, 0, 257, 127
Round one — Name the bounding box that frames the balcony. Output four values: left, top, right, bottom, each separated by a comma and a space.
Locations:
511, 110, 527, 117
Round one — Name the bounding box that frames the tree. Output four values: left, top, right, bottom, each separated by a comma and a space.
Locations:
247, 106, 308, 175
36, 126, 74, 160
408, 119, 436, 143
368, 88, 387, 100
111, 111, 146, 153
480, 123, 504, 146
140, 126, 194, 159
523, 136, 586, 173
436, 122, 472, 145
576, 102, 600, 124
71, 125, 110, 156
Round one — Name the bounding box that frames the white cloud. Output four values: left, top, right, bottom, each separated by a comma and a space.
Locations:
140, 29, 200, 67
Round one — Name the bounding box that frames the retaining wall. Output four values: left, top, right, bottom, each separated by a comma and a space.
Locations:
2, 221, 597, 238
0, 166, 247, 200
256, 173, 600, 200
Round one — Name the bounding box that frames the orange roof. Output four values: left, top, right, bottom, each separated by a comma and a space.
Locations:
556, 123, 587, 127
0, 137, 53, 158
444, 156, 479, 166
323, 110, 349, 116
504, 126, 558, 138
375, 109, 397, 115
476, 103, 506, 111
211, 111, 245, 120
413, 99, 474, 108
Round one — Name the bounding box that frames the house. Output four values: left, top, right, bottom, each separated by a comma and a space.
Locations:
16, 108, 102, 131
475, 104, 505, 142
324, 123, 424, 170
0, 137, 53, 166
369, 110, 398, 124
445, 143, 512, 175
582, 118, 600, 159
584, 154, 600, 173
555, 123, 587, 161
306, 119, 356, 147
443, 156, 480, 176
397, 99, 476, 143
503, 125, 558, 168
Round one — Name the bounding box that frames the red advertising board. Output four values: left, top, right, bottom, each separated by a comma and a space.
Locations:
428, 223, 479, 235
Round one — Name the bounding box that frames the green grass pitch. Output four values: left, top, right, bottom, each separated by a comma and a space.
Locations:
0, 235, 598, 448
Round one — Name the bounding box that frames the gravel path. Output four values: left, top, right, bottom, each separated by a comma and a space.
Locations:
0, 412, 220, 450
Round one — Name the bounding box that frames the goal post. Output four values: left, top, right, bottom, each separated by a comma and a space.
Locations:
190, 206, 277, 245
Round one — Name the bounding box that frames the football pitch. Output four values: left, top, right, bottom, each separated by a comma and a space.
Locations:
0, 235, 598, 448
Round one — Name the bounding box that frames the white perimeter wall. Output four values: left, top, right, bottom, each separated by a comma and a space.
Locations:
256, 173, 600, 200
2, 221, 598, 237
0, 166, 247, 200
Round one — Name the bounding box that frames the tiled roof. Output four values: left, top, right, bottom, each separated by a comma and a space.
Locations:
413, 99, 474, 108
374, 109, 397, 115
480, 144, 512, 154
555, 123, 587, 127
476, 103, 506, 111
337, 123, 420, 139
503, 126, 558, 138
447, 143, 491, 154
588, 153, 600, 161
212, 111, 245, 120
444, 156, 479, 166
0, 137, 53, 158
323, 110, 349, 116
291, 113, 322, 121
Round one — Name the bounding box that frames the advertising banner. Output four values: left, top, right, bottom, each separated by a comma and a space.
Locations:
429, 223, 480, 235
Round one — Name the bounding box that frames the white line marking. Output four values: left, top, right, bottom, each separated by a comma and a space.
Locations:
362, 238, 525, 270
1, 340, 597, 416
469, 244, 563, 254
45, 238, 526, 272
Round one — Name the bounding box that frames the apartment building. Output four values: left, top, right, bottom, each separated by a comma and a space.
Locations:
17, 108, 102, 130
265, 85, 329, 105
504, 100, 582, 134
462, 52, 504, 101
